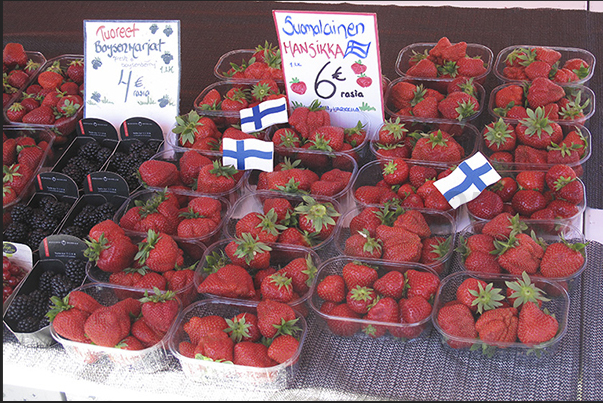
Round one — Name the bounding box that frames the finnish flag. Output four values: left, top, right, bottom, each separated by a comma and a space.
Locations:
433, 152, 501, 209
239, 97, 289, 133
222, 137, 274, 172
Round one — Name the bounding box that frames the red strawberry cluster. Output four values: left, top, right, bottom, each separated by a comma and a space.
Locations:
6, 56, 84, 142
492, 78, 591, 122
3, 256, 27, 303
138, 152, 245, 197
458, 212, 587, 280
119, 189, 225, 244
85, 221, 198, 305
233, 194, 340, 248
387, 78, 481, 121
49, 287, 180, 353
403, 37, 488, 81
482, 117, 588, 175
436, 273, 560, 351
343, 205, 453, 275
197, 238, 316, 309
316, 262, 439, 339
178, 299, 301, 367
256, 156, 354, 199
353, 159, 454, 212
3, 132, 53, 206
3, 43, 43, 108
221, 42, 284, 82
467, 165, 584, 221
501, 46, 591, 83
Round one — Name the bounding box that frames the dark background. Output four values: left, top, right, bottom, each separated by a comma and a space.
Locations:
4, 1, 602, 207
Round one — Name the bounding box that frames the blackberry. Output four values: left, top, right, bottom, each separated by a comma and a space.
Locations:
61, 164, 85, 185
77, 141, 102, 161
10, 203, 33, 224
97, 146, 113, 164
3, 222, 28, 243
28, 209, 58, 232
28, 289, 50, 319
50, 273, 74, 299
73, 204, 99, 232
64, 259, 87, 285
95, 202, 117, 221
15, 316, 40, 333
38, 270, 56, 293
60, 225, 86, 239
38, 195, 56, 210
27, 228, 52, 250
42, 198, 70, 220
128, 140, 145, 155
79, 159, 102, 175
5, 294, 32, 321
109, 151, 127, 171
39, 315, 50, 329
139, 147, 156, 161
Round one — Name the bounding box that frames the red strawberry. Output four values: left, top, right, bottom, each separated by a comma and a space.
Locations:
326, 303, 361, 336
67, 291, 103, 314
3, 163, 34, 195
475, 307, 519, 344
563, 58, 590, 80
3, 43, 28, 69
408, 165, 437, 188
139, 289, 180, 333
267, 334, 299, 364
138, 160, 179, 188
411, 130, 463, 163
226, 312, 261, 343
131, 317, 165, 348
539, 239, 586, 278
308, 125, 345, 152
483, 118, 516, 151
183, 315, 228, 346
511, 189, 547, 217
256, 299, 299, 339
362, 297, 398, 338
405, 269, 440, 301
37, 70, 64, 90
466, 189, 504, 220
517, 301, 558, 346
526, 77, 565, 108
289, 77, 307, 95
351, 60, 367, 74
356, 75, 372, 88
377, 117, 409, 145
534, 47, 562, 65
406, 58, 438, 78
66, 59, 84, 84
373, 270, 406, 300
234, 341, 278, 367
194, 330, 234, 362
317, 274, 346, 303
495, 234, 541, 275
135, 230, 184, 273
346, 285, 377, 315
21, 105, 56, 125
524, 60, 551, 80
84, 306, 131, 347
196, 160, 240, 194
278, 255, 316, 296
7, 69, 30, 88
173, 111, 220, 148
288, 100, 331, 140
342, 261, 378, 290
16, 145, 44, 171
436, 302, 477, 349
6, 102, 27, 122
260, 272, 294, 302
390, 295, 432, 339
345, 230, 383, 259
457, 56, 487, 77
48, 304, 90, 343
197, 264, 256, 299
116, 335, 145, 351
463, 250, 502, 274
437, 91, 479, 121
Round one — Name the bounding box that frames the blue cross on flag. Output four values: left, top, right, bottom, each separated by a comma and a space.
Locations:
240, 97, 289, 133
222, 137, 274, 172
433, 152, 501, 209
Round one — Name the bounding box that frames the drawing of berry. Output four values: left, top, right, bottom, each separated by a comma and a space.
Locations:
92, 57, 102, 70
162, 52, 173, 65
356, 75, 372, 88
91, 92, 101, 103
163, 25, 173, 37
290, 78, 307, 95
158, 95, 170, 108
351, 60, 367, 75
150, 24, 159, 34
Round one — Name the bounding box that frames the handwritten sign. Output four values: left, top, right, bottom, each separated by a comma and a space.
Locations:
273, 10, 384, 138
83, 20, 180, 140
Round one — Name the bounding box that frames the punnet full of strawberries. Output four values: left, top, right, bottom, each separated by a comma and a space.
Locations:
217, 41, 284, 82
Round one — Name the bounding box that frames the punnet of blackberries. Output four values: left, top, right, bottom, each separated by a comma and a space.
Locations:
107, 139, 162, 192
59, 140, 114, 186
60, 201, 118, 239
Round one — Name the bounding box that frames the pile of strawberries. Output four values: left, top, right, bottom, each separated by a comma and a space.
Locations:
500, 46, 591, 83
231, 194, 340, 248
3, 43, 44, 108
219, 41, 284, 82
436, 272, 562, 352
5, 56, 84, 143
315, 261, 440, 339
3, 255, 27, 303
387, 78, 481, 122
491, 78, 591, 122
401, 37, 489, 81
3, 131, 53, 207
341, 204, 453, 275
457, 212, 586, 280
466, 164, 584, 221
177, 299, 302, 367
49, 287, 180, 353
196, 238, 316, 309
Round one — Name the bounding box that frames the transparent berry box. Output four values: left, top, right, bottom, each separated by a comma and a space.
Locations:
478, 120, 592, 175
167, 298, 307, 391
332, 204, 457, 277
493, 45, 596, 85
222, 191, 342, 254
432, 271, 570, 358
309, 255, 440, 341
213, 49, 284, 83
487, 82, 595, 125
395, 42, 493, 86
384, 76, 486, 125
193, 238, 321, 313
113, 188, 231, 259
3, 54, 85, 145
49, 282, 182, 373
455, 219, 587, 292
3, 50, 46, 113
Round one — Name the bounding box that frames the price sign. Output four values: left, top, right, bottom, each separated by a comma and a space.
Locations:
83, 20, 180, 140
273, 10, 384, 138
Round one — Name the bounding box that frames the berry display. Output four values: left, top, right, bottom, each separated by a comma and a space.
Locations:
59, 140, 114, 186
60, 201, 119, 239
3, 256, 28, 303
106, 139, 162, 192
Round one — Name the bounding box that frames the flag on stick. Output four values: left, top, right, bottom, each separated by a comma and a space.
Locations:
240, 97, 288, 133
222, 137, 274, 172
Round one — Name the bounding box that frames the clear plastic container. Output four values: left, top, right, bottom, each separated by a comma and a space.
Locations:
488, 82, 595, 125
332, 205, 456, 276
456, 219, 587, 292
3, 126, 56, 210
493, 45, 596, 85
113, 188, 231, 258
3, 55, 85, 145
478, 120, 591, 175
3, 50, 46, 113
222, 191, 342, 253
395, 42, 493, 85
167, 298, 307, 390
308, 255, 439, 341
384, 76, 486, 125
432, 271, 570, 358
49, 282, 182, 372
214, 49, 284, 83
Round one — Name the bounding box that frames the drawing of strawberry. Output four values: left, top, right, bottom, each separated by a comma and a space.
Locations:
290, 78, 307, 95
357, 75, 372, 88
351, 60, 367, 75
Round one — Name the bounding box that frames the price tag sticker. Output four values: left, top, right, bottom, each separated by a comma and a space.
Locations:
83, 20, 180, 140
273, 10, 384, 138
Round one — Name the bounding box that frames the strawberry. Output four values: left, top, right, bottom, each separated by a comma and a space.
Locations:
436, 302, 477, 349
391, 295, 432, 339
278, 255, 317, 296
388, 81, 416, 110
405, 269, 440, 301
197, 264, 256, 299
65, 59, 84, 84
563, 58, 590, 80
308, 125, 344, 152
516, 107, 563, 149
6, 102, 28, 122
411, 96, 439, 119
545, 164, 577, 191
256, 299, 299, 339
373, 270, 406, 300
294, 195, 340, 240
351, 60, 367, 74
539, 239, 586, 278
490, 177, 518, 203
551, 68, 579, 84
534, 46, 562, 65
225, 312, 261, 343
495, 234, 541, 275
517, 301, 558, 346
524, 60, 551, 80
516, 171, 546, 192
133, 270, 168, 291
173, 111, 220, 148
135, 230, 184, 273
84, 306, 131, 347
131, 317, 165, 348
47, 302, 90, 343
184, 315, 228, 346
289, 77, 307, 95
234, 341, 278, 367
267, 334, 299, 364
392, 209, 431, 239
483, 118, 516, 151
317, 274, 346, 303
408, 165, 437, 188
377, 117, 409, 145
225, 233, 272, 270
511, 189, 547, 217
466, 189, 503, 220
554, 178, 583, 205
37, 70, 64, 90
277, 227, 312, 247
410, 130, 463, 163
406, 58, 438, 78
342, 261, 378, 290
345, 230, 383, 259
116, 335, 145, 351
3, 43, 28, 69
194, 330, 234, 362
67, 291, 103, 314
56, 94, 82, 117
197, 88, 222, 109
196, 160, 240, 194
420, 236, 451, 274
463, 250, 502, 274
346, 285, 377, 315
325, 303, 361, 337
526, 77, 565, 108
362, 297, 398, 338
3, 163, 32, 195
437, 91, 479, 121
260, 272, 294, 303
16, 145, 44, 171
139, 288, 180, 333
288, 100, 331, 140
221, 87, 248, 114
138, 160, 179, 188
21, 105, 55, 125
475, 307, 519, 344
7, 69, 30, 88
3, 185, 17, 205
547, 199, 579, 218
